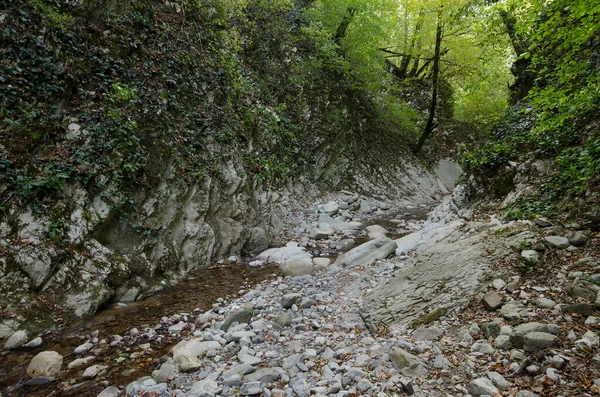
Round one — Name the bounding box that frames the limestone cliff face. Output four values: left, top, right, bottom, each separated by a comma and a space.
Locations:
0, 128, 443, 334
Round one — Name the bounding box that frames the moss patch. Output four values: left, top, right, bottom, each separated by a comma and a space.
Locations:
409, 307, 446, 329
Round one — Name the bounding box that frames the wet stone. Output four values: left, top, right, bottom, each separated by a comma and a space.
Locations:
5, 330, 28, 350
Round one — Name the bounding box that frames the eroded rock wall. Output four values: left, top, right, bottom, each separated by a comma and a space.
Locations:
0, 128, 443, 333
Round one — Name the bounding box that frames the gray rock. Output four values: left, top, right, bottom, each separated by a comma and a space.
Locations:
494, 335, 512, 350
433, 355, 450, 369
309, 223, 333, 240
468, 378, 499, 396
189, 379, 218, 397
258, 246, 313, 277
487, 371, 509, 389
501, 301, 527, 320
24, 377, 55, 386
412, 327, 443, 341
168, 321, 186, 334
505, 281, 520, 294
510, 322, 549, 348
244, 367, 281, 383
544, 236, 570, 249
561, 303, 593, 316
224, 373, 242, 387
240, 381, 262, 395
97, 386, 121, 397
27, 351, 63, 378
4, 330, 27, 349
223, 363, 255, 378
481, 322, 501, 338
366, 225, 388, 235
536, 298, 556, 309
357, 379, 373, 391
230, 331, 256, 342
281, 293, 302, 309
221, 309, 254, 332
492, 278, 507, 290
67, 356, 96, 369
515, 391, 539, 397
521, 250, 539, 263
171, 339, 221, 360
291, 378, 310, 397
483, 291, 503, 311
244, 227, 269, 254
74, 342, 93, 355
312, 258, 331, 270
82, 364, 107, 380
300, 297, 315, 308
523, 332, 557, 351
568, 230, 589, 246
154, 362, 178, 382
567, 284, 595, 299
24, 337, 43, 349
239, 353, 261, 366
334, 237, 397, 267
177, 354, 202, 372
471, 342, 495, 355
389, 347, 427, 377
534, 216, 553, 227
274, 313, 292, 328
319, 201, 339, 214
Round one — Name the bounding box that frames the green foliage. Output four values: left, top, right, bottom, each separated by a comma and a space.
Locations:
463, 0, 600, 218
461, 104, 536, 173
503, 196, 556, 220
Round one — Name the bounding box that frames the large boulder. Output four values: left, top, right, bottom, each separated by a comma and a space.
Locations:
258, 245, 313, 277
27, 351, 63, 378
334, 238, 397, 267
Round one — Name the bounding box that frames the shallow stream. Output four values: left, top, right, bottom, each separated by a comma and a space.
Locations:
1, 264, 279, 396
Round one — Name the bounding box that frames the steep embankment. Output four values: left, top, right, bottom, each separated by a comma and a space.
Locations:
0, 1, 442, 332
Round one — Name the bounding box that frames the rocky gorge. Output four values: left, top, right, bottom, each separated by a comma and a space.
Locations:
2, 181, 600, 397
2, 0, 600, 395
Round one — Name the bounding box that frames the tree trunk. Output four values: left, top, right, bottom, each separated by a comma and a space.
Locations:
334, 7, 357, 44
415, 6, 443, 153
400, 9, 425, 78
